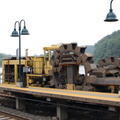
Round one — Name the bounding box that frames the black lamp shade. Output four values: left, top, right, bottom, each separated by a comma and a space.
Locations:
11, 29, 19, 37
21, 26, 29, 35
104, 9, 118, 22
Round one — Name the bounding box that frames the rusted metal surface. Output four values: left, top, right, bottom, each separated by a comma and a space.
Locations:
98, 57, 120, 67
49, 43, 96, 90
49, 43, 120, 92
87, 76, 120, 86
91, 57, 120, 86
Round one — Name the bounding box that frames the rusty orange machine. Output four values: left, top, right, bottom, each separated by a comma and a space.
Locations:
2, 43, 120, 93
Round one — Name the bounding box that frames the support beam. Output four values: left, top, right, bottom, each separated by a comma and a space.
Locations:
57, 104, 68, 120
16, 97, 25, 111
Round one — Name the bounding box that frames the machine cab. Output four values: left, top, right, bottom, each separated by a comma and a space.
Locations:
43, 45, 60, 74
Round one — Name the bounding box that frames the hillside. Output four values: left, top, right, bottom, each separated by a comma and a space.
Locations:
85, 45, 94, 54
0, 53, 12, 66
93, 30, 120, 63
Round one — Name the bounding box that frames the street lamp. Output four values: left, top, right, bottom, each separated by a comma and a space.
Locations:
11, 19, 29, 87
104, 0, 118, 22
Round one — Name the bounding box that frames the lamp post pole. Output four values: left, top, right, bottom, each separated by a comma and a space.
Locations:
110, 0, 113, 10
11, 19, 29, 87
19, 23, 22, 83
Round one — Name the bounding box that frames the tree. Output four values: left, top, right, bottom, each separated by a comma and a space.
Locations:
93, 30, 120, 63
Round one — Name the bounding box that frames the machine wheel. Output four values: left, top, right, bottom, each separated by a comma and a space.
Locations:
98, 57, 120, 77
92, 57, 120, 93
49, 43, 96, 90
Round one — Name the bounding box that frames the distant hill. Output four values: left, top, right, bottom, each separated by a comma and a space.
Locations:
85, 45, 94, 54
93, 30, 120, 63
0, 53, 12, 66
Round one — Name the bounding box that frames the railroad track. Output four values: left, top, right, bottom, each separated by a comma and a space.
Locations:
0, 92, 15, 98
0, 110, 30, 120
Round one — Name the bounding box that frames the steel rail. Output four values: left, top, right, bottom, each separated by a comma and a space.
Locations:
0, 110, 30, 120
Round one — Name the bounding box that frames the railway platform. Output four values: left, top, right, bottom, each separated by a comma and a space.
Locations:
0, 84, 120, 120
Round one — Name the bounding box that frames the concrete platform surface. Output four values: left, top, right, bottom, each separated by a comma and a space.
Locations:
0, 84, 120, 106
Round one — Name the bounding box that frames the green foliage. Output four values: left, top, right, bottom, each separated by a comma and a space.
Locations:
93, 30, 120, 63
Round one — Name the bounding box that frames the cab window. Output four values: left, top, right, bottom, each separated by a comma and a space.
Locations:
50, 50, 54, 59
45, 50, 49, 60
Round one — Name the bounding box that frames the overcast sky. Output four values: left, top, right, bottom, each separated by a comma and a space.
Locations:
0, 0, 120, 55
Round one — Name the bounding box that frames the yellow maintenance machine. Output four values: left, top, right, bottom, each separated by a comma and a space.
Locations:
2, 44, 60, 87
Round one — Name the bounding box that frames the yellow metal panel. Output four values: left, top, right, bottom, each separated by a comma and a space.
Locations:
2, 60, 25, 65
14, 65, 18, 83
44, 61, 52, 74
43, 45, 60, 51
27, 74, 49, 77
32, 57, 44, 74
27, 75, 29, 87
4, 82, 15, 85
66, 84, 75, 90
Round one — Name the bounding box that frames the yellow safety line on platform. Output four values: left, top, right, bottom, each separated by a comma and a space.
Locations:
0, 84, 120, 102
2, 83, 117, 96
30, 86, 118, 96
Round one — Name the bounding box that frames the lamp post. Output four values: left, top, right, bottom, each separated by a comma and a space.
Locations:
11, 19, 29, 87
104, 0, 118, 22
